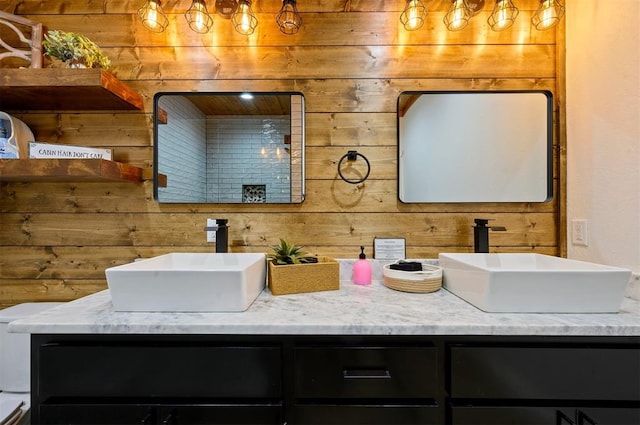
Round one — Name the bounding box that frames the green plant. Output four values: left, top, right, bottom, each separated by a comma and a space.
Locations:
268, 239, 318, 265
42, 30, 111, 69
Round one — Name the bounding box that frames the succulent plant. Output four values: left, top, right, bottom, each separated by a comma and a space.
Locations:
42, 30, 111, 69
268, 239, 318, 265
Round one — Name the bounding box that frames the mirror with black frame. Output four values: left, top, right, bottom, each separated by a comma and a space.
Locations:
397, 91, 553, 203
153, 92, 305, 203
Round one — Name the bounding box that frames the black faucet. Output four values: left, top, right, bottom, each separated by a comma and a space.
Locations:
473, 218, 506, 253
204, 219, 229, 253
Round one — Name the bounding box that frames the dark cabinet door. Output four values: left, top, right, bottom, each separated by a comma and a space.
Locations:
38, 404, 156, 425
450, 406, 640, 425
578, 407, 640, 425
38, 404, 282, 425
450, 406, 572, 425
158, 405, 282, 425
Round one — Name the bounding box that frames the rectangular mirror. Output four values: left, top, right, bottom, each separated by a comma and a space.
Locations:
154, 92, 305, 203
398, 91, 553, 203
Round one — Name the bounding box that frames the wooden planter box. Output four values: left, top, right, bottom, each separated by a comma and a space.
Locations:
268, 256, 340, 295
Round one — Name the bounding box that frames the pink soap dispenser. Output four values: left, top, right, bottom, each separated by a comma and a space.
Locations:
353, 246, 372, 285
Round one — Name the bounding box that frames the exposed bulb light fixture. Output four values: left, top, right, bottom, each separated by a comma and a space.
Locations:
232, 0, 258, 35
185, 0, 214, 33
532, 0, 565, 30
276, 0, 303, 35
138, 0, 169, 33
487, 0, 519, 31
400, 0, 427, 31
444, 0, 472, 31
137, 0, 565, 35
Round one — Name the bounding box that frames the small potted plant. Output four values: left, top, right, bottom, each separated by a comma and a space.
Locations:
42, 30, 111, 69
267, 239, 339, 295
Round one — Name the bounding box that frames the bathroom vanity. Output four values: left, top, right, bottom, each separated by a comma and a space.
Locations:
10, 282, 640, 425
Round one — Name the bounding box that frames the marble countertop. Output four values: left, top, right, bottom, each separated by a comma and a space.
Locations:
9, 277, 640, 337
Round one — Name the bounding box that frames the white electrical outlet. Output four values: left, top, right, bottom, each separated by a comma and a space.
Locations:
571, 219, 589, 246
206, 218, 217, 243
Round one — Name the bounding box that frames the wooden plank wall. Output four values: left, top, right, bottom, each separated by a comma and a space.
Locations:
0, 0, 565, 308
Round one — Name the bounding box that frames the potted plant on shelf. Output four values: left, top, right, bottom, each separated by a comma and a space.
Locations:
42, 30, 111, 69
267, 239, 340, 295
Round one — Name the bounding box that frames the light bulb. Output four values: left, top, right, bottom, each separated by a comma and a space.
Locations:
232, 0, 258, 35
148, 9, 157, 26
240, 10, 250, 32
532, 0, 565, 30
498, 9, 507, 26
407, 2, 421, 29
138, 0, 168, 33
444, 0, 472, 31
488, 0, 519, 31
276, 0, 303, 35
186, 0, 213, 33
400, 0, 427, 31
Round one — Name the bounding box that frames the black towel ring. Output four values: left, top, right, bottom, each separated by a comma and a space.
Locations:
337, 150, 371, 184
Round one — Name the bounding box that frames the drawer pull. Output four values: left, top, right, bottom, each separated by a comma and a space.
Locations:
343, 368, 392, 379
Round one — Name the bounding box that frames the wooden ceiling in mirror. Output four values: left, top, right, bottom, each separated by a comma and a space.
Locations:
184, 93, 291, 116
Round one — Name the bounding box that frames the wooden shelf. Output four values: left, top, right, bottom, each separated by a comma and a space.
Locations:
0, 68, 144, 111
0, 159, 147, 183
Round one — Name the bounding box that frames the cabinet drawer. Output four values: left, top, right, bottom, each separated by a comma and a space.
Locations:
579, 407, 640, 425
450, 406, 640, 425
449, 345, 640, 400
38, 344, 281, 398
294, 346, 438, 399
294, 405, 440, 424
39, 404, 282, 425
450, 406, 561, 425
39, 404, 152, 425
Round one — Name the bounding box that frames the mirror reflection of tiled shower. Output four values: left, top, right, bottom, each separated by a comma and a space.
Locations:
155, 93, 305, 203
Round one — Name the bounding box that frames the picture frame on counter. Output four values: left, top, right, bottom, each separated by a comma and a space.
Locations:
374, 237, 406, 260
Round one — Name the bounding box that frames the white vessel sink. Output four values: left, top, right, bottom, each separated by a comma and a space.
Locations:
438, 253, 631, 313
105, 253, 267, 312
